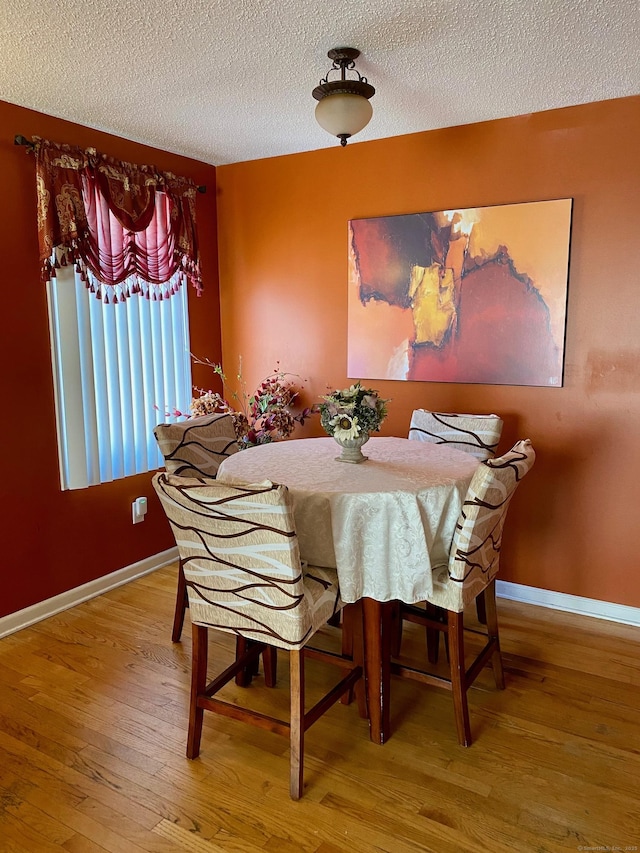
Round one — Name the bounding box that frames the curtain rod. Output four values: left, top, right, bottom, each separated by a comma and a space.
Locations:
14, 134, 207, 194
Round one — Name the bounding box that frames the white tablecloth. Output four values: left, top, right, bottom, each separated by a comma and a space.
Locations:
217, 436, 478, 604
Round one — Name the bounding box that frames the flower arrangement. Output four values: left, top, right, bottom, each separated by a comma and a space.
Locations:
188, 355, 314, 448
319, 382, 389, 441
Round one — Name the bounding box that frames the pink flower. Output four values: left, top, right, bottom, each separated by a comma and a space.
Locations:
186, 355, 315, 449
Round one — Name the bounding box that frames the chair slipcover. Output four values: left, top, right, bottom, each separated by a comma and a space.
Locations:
153, 413, 241, 641
394, 439, 536, 746
152, 473, 341, 650
429, 439, 536, 612
153, 413, 238, 478
408, 410, 504, 461
153, 472, 362, 799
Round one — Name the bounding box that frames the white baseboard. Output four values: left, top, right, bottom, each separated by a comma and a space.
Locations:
496, 580, 640, 627
0, 547, 179, 640
2, 558, 638, 638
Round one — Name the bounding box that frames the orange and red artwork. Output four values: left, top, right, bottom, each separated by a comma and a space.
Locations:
348, 199, 572, 386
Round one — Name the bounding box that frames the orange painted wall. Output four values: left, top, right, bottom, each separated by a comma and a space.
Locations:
0, 100, 221, 618
216, 95, 640, 609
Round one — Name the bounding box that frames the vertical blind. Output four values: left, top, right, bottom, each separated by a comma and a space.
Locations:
47, 265, 192, 489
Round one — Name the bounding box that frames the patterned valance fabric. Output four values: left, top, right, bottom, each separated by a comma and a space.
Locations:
33, 137, 201, 301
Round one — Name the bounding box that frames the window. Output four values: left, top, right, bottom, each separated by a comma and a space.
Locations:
47, 265, 192, 489
29, 136, 203, 490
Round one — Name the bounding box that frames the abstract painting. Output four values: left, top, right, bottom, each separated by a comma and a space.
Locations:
348, 199, 572, 386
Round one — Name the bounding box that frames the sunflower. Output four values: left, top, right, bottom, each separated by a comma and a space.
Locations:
331, 414, 361, 441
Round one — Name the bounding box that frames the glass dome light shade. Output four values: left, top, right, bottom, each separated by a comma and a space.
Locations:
315, 93, 373, 139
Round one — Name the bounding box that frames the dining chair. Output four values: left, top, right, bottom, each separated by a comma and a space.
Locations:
392, 439, 535, 746
408, 410, 504, 461
152, 472, 364, 799
406, 409, 505, 625
153, 412, 239, 478
153, 413, 239, 641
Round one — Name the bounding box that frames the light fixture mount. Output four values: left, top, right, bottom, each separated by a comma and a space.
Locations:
313, 47, 375, 146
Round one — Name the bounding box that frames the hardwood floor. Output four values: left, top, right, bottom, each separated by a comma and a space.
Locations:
1, 564, 639, 852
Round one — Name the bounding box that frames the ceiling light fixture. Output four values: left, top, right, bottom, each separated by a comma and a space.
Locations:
312, 48, 375, 147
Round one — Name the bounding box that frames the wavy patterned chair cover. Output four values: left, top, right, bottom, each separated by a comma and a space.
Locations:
153, 413, 239, 641
430, 439, 536, 612
153, 412, 239, 478
408, 410, 504, 461
152, 472, 362, 798
153, 473, 342, 648
394, 440, 535, 747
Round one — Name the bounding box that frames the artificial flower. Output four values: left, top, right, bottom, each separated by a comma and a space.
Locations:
331, 414, 361, 441
319, 382, 389, 437
169, 355, 315, 449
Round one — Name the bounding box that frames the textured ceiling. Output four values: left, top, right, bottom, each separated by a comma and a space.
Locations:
1, 0, 638, 166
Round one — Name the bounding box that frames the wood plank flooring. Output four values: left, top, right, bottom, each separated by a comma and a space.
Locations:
1, 564, 639, 852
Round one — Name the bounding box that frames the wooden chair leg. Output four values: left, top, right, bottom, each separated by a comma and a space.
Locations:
171, 560, 188, 643
187, 624, 208, 759
349, 602, 368, 719
389, 601, 402, 657
236, 638, 275, 687
340, 605, 354, 660
249, 648, 260, 676
448, 611, 472, 747
483, 581, 505, 689
340, 602, 362, 706
289, 649, 305, 800
425, 603, 441, 664
235, 637, 253, 687
262, 646, 278, 688
476, 591, 487, 625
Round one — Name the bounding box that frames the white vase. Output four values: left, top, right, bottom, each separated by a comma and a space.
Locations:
333, 431, 370, 463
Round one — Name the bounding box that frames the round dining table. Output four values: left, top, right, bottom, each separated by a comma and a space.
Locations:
217, 435, 478, 743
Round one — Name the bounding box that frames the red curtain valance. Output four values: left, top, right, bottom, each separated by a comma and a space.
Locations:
33, 137, 202, 301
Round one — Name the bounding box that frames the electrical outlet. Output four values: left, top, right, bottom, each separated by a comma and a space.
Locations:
132, 496, 148, 524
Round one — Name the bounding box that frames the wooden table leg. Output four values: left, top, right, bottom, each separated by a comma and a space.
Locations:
362, 598, 392, 745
